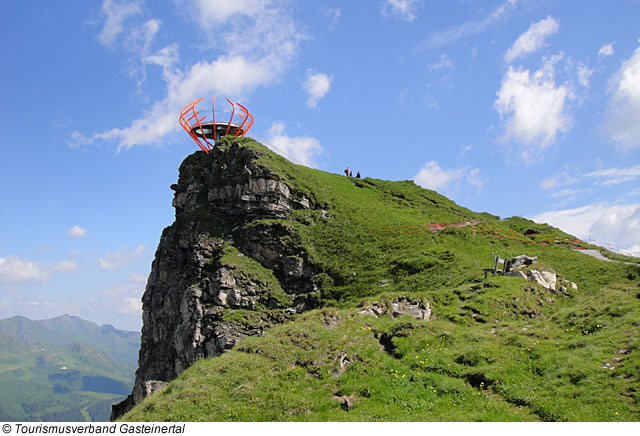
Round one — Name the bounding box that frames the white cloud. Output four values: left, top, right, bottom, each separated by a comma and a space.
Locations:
83, 275, 146, 326
51, 261, 79, 274
577, 64, 594, 87
381, 0, 421, 22
303, 70, 333, 108
548, 188, 587, 199
186, 0, 262, 24
97, 245, 145, 270
68, 225, 88, 239
494, 55, 572, 156
598, 42, 615, 58
98, 0, 143, 47
0, 255, 79, 286
129, 273, 148, 283
326, 7, 342, 29
431, 54, 454, 70
620, 244, 640, 257
531, 203, 640, 252
99, 281, 144, 315
504, 15, 559, 63
125, 18, 159, 55
74, 0, 303, 152
261, 122, 322, 168
589, 204, 640, 245
417, 0, 518, 50
73, 55, 274, 152
541, 165, 640, 189
413, 161, 482, 193
0, 256, 50, 285
583, 165, 640, 185
541, 174, 562, 190
604, 47, 640, 149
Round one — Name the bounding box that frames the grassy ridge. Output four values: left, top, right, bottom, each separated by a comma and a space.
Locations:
124, 138, 640, 421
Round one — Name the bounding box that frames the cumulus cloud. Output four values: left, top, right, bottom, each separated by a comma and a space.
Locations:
598, 42, 615, 58
413, 161, 482, 193
303, 70, 333, 108
98, 0, 143, 47
68, 225, 88, 239
504, 15, 559, 62
73, 0, 303, 152
494, 55, 572, 156
531, 203, 640, 254
577, 64, 594, 87
381, 0, 421, 22
0, 256, 79, 286
0, 256, 50, 285
73, 55, 274, 152
97, 245, 145, 270
262, 122, 322, 168
604, 47, 640, 150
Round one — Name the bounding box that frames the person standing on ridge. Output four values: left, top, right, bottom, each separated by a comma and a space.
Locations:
345, 167, 350, 176
356, 171, 361, 178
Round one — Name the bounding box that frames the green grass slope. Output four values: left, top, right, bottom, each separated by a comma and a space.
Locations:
123, 138, 640, 422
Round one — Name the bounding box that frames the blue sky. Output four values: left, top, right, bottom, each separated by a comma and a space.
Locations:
1, 0, 639, 331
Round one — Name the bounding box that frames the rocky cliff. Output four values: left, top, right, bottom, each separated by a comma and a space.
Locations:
112, 139, 320, 419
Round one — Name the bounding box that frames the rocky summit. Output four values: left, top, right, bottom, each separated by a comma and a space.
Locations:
113, 137, 640, 421
113, 139, 321, 418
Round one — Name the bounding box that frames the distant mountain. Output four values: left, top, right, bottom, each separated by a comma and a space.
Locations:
0, 315, 141, 422
0, 314, 140, 365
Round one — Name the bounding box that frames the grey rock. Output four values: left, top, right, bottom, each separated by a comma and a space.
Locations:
508, 255, 538, 270
359, 299, 431, 321
390, 300, 431, 320
527, 270, 557, 291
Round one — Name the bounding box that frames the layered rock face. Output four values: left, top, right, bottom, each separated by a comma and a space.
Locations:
112, 141, 317, 419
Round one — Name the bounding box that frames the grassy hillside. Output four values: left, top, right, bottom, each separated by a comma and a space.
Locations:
123, 137, 639, 422
0, 316, 139, 421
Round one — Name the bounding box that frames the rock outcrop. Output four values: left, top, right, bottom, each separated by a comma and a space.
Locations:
503, 255, 578, 293
112, 140, 319, 419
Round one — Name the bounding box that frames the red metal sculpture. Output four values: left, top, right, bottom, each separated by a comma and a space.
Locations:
179, 97, 254, 154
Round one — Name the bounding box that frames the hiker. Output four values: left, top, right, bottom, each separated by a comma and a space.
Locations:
349, 170, 353, 177
344, 167, 349, 176
356, 171, 361, 179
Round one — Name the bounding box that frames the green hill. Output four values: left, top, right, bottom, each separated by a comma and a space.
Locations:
122, 137, 639, 422
0, 316, 139, 421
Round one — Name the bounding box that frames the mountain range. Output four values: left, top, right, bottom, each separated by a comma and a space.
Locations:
0, 314, 140, 421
